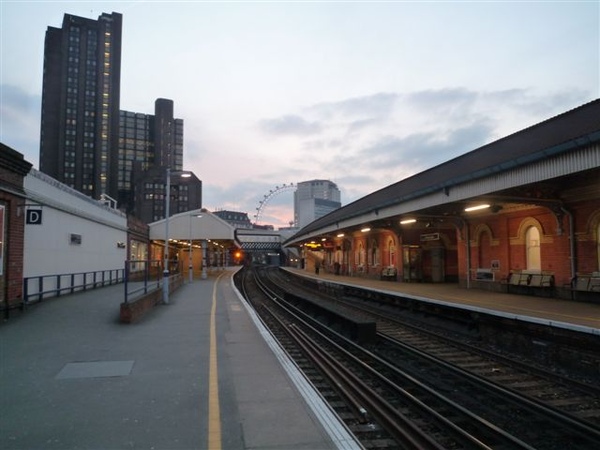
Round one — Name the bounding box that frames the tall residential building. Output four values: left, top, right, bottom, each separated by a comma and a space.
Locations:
294, 180, 341, 229
39, 12, 123, 201
118, 98, 185, 213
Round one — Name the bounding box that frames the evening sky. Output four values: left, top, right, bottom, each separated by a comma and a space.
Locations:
1, 1, 598, 227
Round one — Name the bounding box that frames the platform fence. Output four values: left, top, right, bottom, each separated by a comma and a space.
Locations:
123, 259, 183, 304
23, 268, 125, 304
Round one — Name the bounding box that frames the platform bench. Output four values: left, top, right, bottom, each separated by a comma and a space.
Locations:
380, 267, 398, 281
502, 271, 554, 296
565, 274, 600, 300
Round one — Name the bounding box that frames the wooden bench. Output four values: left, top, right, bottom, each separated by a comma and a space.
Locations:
380, 266, 398, 281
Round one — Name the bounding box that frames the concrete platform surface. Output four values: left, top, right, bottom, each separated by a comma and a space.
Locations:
284, 268, 600, 332
0, 267, 359, 450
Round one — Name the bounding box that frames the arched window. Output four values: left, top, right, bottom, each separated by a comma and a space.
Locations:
526, 226, 541, 272
388, 239, 396, 266
370, 239, 379, 266
478, 231, 491, 268
356, 242, 364, 266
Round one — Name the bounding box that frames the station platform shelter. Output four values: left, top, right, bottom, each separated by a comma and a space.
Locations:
148, 208, 243, 279
285, 99, 600, 304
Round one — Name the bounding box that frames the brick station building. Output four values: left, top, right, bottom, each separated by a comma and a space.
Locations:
286, 99, 600, 302
0, 144, 33, 317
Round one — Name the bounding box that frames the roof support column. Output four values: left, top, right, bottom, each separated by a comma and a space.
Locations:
465, 220, 471, 289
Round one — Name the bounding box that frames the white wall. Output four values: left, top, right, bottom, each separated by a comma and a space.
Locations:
23, 170, 128, 277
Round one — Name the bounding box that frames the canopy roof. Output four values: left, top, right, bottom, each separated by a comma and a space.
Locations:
149, 209, 239, 247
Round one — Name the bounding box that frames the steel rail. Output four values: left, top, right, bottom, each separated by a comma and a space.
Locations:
381, 333, 600, 441
250, 267, 535, 449
288, 322, 445, 450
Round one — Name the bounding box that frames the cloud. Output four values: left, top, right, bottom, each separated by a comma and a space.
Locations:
262, 86, 592, 210
259, 114, 322, 136
0, 84, 41, 165
405, 87, 478, 111
359, 120, 495, 170
310, 92, 399, 120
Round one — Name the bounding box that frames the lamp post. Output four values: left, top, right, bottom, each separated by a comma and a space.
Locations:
189, 213, 202, 283
202, 240, 208, 279
188, 214, 192, 283
163, 168, 192, 304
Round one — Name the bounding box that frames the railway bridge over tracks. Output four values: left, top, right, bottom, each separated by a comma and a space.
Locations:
235, 228, 299, 266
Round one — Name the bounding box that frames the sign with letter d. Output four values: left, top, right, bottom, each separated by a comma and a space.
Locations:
26, 209, 43, 225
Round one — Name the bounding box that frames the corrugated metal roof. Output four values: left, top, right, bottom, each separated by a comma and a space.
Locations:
289, 99, 600, 241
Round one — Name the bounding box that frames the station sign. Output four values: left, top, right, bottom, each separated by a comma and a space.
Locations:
26, 209, 43, 225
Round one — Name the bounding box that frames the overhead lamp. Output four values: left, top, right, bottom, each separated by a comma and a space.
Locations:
337, 233, 345, 238
400, 219, 416, 224
321, 238, 326, 241
465, 204, 490, 212
361, 227, 371, 233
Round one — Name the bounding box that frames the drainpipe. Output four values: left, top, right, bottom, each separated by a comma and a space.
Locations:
562, 207, 576, 280
465, 220, 471, 289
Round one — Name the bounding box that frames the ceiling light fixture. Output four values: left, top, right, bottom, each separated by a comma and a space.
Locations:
400, 219, 416, 224
465, 204, 490, 212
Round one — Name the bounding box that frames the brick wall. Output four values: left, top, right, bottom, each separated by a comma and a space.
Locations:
318, 200, 599, 294
0, 144, 33, 317
0, 189, 26, 313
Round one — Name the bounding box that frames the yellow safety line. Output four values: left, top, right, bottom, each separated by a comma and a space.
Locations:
208, 273, 224, 450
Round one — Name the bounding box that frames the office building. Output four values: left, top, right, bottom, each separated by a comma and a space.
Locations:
39, 13, 200, 223
119, 98, 186, 216
294, 180, 341, 229
124, 99, 201, 224
132, 165, 202, 224
39, 12, 123, 201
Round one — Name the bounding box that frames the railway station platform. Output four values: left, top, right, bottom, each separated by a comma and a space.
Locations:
283, 268, 600, 332
0, 267, 359, 450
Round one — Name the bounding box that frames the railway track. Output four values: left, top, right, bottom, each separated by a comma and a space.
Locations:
271, 267, 600, 428
237, 266, 600, 449
238, 266, 524, 448
235, 265, 600, 449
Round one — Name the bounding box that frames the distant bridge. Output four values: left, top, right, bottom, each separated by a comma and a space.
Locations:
235, 229, 283, 253
234, 228, 300, 266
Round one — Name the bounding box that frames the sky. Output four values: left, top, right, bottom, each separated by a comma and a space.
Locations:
1, 1, 599, 229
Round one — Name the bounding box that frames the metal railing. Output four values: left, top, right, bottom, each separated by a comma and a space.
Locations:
123, 259, 182, 304
23, 268, 125, 304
